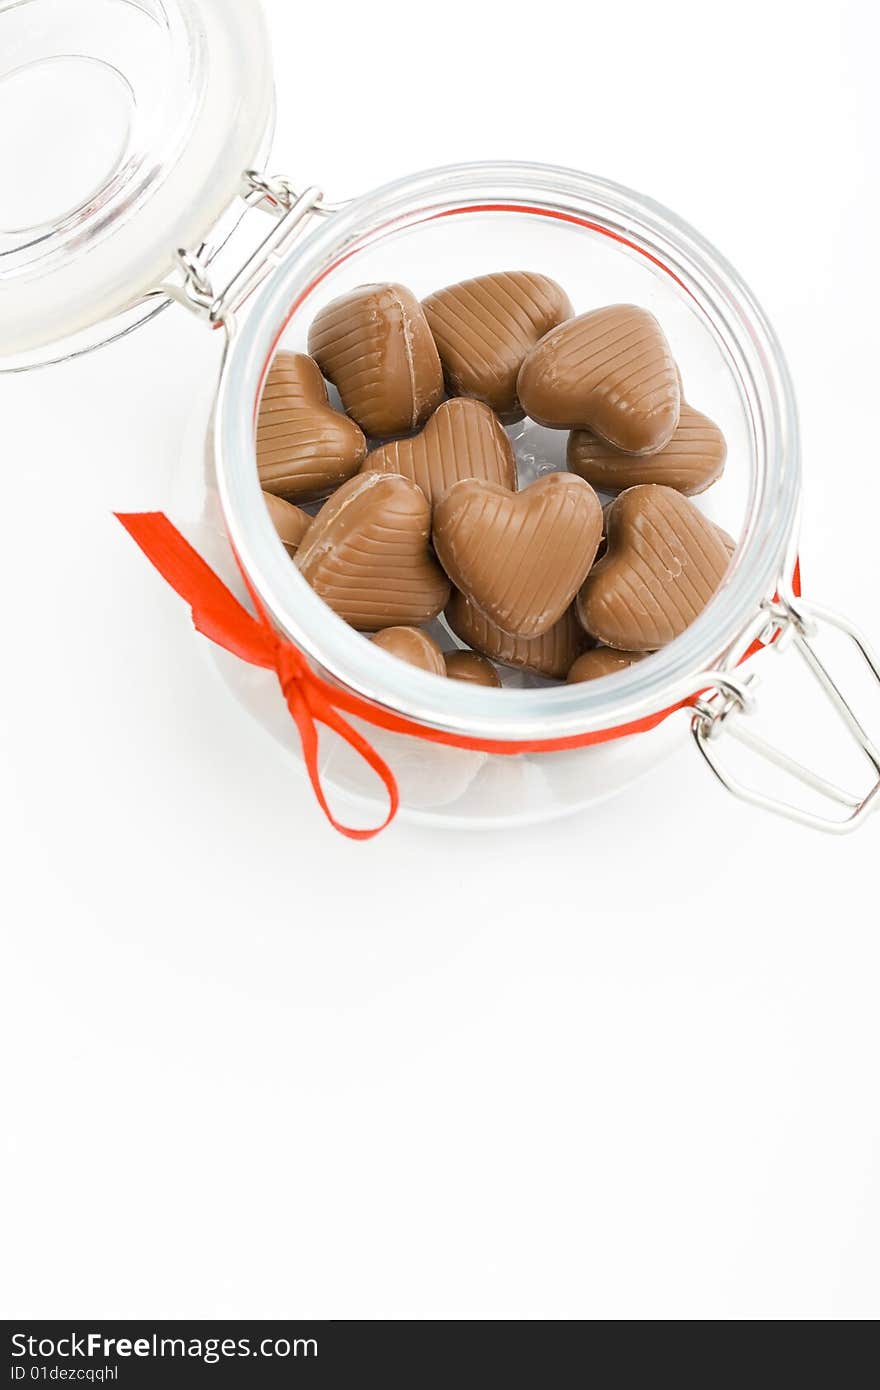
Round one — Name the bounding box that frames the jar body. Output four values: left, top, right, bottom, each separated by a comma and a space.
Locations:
199, 163, 800, 827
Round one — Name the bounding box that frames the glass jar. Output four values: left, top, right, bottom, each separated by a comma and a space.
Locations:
3, 3, 877, 834
203, 161, 878, 832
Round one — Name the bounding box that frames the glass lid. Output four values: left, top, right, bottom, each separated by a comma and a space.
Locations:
0, 0, 274, 365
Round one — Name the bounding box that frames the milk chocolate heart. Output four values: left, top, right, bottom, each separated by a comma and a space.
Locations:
296, 473, 450, 630
567, 648, 644, 683
446, 591, 586, 679
361, 398, 516, 507
433, 473, 602, 638
443, 649, 502, 688
568, 403, 726, 495
372, 627, 446, 675
256, 352, 367, 503
517, 305, 680, 454
422, 271, 573, 419
597, 498, 733, 562
576, 484, 730, 650
263, 491, 312, 557
308, 283, 444, 438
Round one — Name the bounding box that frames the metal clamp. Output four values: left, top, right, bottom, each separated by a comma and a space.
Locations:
692, 593, 880, 833
164, 172, 328, 334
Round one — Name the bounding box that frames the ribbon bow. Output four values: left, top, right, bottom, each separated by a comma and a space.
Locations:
115, 512, 399, 839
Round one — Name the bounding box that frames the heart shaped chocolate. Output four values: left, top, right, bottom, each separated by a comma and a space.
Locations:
256, 352, 367, 503
597, 499, 733, 563
296, 473, 450, 630
567, 648, 644, 683
433, 473, 602, 638
446, 591, 586, 679
422, 271, 573, 419
372, 627, 446, 675
263, 491, 312, 557
361, 398, 516, 507
576, 484, 730, 650
568, 403, 726, 495
517, 305, 681, 454
443, 649, 502, 688
308, 283, 444, 438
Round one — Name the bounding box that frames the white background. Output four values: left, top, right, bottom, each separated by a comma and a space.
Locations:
1, 0, 879, 1320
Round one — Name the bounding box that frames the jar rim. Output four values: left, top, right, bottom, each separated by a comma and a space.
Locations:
214, 160, 801, 742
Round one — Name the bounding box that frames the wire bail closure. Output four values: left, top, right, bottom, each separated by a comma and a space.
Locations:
691, 592, 880, 833
166, 172, 327, 334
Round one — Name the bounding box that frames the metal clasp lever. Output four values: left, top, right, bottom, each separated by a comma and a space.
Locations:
692, 596, 880, 833
167, 173, 326, 333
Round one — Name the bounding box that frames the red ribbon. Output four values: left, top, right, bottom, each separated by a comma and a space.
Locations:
115, 512, 399, 840
116, 512, 801, 838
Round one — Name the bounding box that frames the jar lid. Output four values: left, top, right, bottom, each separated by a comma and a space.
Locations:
0, 0, 274, 365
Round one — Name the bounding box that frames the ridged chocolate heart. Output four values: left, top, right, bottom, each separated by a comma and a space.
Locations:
263, 491, 312, 557
433, 473, 602, 638
597, 500, 734, 563
361, 398, 516, 507
422, 271, 572, 418
567, 648, 644, 682
372, 627, 446, 674
308, 283, 444, 438
517, 305, 681, 454
446, 592, 586, 679
576, 484, 730, 650
256, 352, 367, 503
568, 403, 726, 495
296, 473, 450, 631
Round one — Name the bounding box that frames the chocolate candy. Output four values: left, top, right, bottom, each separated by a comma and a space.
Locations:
433, 473, 602, 639
295, 472, 450, 630
443, 649, 502, 687
308, 283, 444, 438
604, 483, 734, 555
263, 491, 312, 556
372, 627, 446, 674
446, 591, 586, 679
576, 484, 730, 650
256, 352, 367, 502
568, 403, 726, 495
567, 648, 644, 682
422, 271, 572, 419
361, 398, 516, 508
517, 305, 680, 453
